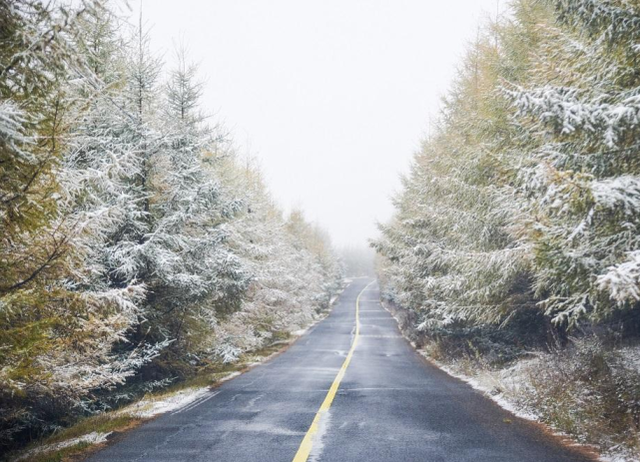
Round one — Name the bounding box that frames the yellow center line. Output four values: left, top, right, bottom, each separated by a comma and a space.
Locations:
291, 281, 375, 462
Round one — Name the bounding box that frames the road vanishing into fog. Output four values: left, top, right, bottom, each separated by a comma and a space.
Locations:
87, 278, 594, 462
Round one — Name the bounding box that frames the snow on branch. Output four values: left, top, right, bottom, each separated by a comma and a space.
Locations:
507, 85, 640, 147
554, 0, 640, 42
597, 250, 640, 304
591, 175, 640, 213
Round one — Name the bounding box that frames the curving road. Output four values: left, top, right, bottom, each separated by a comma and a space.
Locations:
87, 278, 594, 462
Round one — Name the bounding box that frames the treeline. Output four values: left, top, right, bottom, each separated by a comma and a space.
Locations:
374, 1, 640, 452
0, 0, 341, 451
374, 0, 640, 357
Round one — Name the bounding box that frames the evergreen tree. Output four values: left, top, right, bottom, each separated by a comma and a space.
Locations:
374, 9, 540, 331
508, 0, 640, 324
0, 0, 343, 450
0, 0, 154, 448
142, 48, 248, 369
212, 157, 342, 363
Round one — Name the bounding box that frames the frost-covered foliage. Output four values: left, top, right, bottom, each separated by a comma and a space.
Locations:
518, 337, 640, 455
0, 0, 156, 449
0, 0, 341, 452
210, 159, 342, 363
374, 1, 543, 333
508, 0, 640, 325
375, 0, 640, 340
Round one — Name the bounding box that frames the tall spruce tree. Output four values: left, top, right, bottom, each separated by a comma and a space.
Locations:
0, 0, 153, 448
508, 0, 640, 324
141, 48, 249, 369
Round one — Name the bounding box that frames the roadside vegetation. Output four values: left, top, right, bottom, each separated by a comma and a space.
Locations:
9, 330, 310, 462
373, 0, 640, 459
0, 1, 342, 458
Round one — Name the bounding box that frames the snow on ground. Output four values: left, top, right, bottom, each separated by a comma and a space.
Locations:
292, 328, 311, 337
620, 345, 640, 373
219, 371, 242, 383
423, 354, 539, 422
602, 453, 640, 462
421, 352, 640, 462
292, 318, 323, 337
124, 387, 212, 418
122, 370, 247, 418
15, 432, 112, 461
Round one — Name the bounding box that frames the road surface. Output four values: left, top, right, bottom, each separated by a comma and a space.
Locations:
87, 278, 593, 462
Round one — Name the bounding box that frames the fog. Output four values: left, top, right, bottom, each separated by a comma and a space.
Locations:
129, 0, 500, 247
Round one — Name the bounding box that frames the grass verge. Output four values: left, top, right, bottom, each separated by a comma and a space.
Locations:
7, 331, 299, 462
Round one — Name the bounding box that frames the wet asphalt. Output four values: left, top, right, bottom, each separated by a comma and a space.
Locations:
86, 278, 594, 462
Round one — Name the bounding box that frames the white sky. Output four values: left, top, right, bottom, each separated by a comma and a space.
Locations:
129, 0, 500, 247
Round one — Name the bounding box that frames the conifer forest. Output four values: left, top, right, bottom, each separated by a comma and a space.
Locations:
2, 1, 640, 461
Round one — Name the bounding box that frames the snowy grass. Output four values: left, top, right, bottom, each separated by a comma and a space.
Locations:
14, 432, 112, 462
427, 355, 541, 421
122, 386, 212, 418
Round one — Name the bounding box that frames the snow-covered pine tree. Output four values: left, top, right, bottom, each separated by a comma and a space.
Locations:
507, 0, 640, 325
374, 11, 536, 332
210, 159, 298, 362
61, 4, 169, 400
284, 209, 343, 311
372, 1, 564, 359
66, 11, 163, 314
133, 47, 248, 372
211, 157, 342, 363
0, 0, 157, 449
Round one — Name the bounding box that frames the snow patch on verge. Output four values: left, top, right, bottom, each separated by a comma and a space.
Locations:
292, 327, 311, 337
15, 432, 112, 461
124, 370, 242, 418
218, 371, 242, 382
292, 317, 323, 338
601, 453, 640, 462
419, 353, 639, 462
424, 354, 539, 421
124, 387, 211, 418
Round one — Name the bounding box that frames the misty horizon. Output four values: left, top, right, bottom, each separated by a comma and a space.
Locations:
125, 0, 501, 247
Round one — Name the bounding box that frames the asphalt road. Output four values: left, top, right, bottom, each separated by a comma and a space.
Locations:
87, 278, 594, 462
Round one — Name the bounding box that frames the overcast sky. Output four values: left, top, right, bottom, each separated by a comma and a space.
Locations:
128, 0, 500, 248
